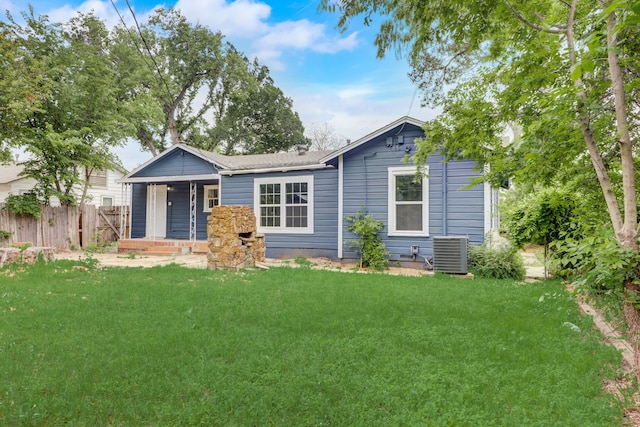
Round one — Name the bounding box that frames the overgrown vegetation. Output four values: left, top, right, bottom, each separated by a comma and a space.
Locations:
469, 244, 526, 280
345, 209, 389, 270
0, 229, 11, 241
551, 231, 640, 308
0, 262, 625, 425
3, 193, 41, 218
503, 188, 581, 250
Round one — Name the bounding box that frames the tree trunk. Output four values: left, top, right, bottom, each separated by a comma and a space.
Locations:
137, 127, 158, 157
572, 1, 640, 381
165, 102, 180, 145
604, 9, 638, 251
603, 2, 640, 382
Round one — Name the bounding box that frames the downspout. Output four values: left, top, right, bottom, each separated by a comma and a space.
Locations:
483, 164, 492, 241
338, 155, 344, 259
442, 162, 448, 236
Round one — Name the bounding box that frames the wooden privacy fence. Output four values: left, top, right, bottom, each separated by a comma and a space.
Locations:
0, 204, 129, 250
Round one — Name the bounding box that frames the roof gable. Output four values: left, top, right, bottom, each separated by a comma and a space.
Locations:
124, 145, 229, 180
320, 116, 424, 162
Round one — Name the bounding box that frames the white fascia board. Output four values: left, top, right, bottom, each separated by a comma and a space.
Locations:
121, 144, 229, 180
219, 164, 333, 176
117, 174, 220, 184
319, 116, 425, 163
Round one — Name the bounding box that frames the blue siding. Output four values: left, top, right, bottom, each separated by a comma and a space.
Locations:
222, 168, 339, 259
341, 124, 485, 263
132, 150, 219, 178
130, 181, 218, 239
128, 147, 220, 239
166, 182, 217, 240
131, 184, 147, 238
126, 121, 486, 265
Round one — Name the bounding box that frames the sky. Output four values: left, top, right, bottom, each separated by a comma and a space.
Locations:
3, 0, 438, 170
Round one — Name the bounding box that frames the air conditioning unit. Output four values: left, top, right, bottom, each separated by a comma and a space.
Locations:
433, 236, 468, 274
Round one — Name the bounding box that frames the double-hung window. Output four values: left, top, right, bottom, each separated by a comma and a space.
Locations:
254, 176, 314, 234
388, 166, 428, 236
203, 185, 220, 212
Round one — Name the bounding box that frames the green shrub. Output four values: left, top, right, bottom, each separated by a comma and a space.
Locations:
550, 230, 640, 302
504, 187, 580, 249
469, 244, 526, 280
345, 209, 389, 270
3, 193, 41, 218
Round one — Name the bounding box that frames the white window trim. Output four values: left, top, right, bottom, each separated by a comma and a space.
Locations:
203, 184, 220, 212
254, 175, 314, 234
388, 166, 429, 237
101, 196, 114, 207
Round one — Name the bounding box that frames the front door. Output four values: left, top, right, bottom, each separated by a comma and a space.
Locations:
146, 184, 167, 239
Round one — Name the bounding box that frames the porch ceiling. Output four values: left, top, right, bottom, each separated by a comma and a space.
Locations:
116, 174, 219, 184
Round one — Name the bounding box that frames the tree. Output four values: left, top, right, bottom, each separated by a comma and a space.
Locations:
1, 10, 129, 205
118, 8, 308, 155
323, 0, 640, 376
205, 54, 310, 155
0, 6, 51, 163
306, 122, 346, 151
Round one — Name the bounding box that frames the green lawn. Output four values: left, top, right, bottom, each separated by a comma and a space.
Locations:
0, 260, 625, 425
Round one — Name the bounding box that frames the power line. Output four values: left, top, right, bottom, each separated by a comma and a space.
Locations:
110, 0, 174, 103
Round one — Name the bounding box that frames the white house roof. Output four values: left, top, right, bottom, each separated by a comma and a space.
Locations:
0, 163, 25, 184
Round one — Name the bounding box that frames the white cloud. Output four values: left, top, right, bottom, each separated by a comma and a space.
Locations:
253, 20, 358, 56
0, 0, 13, 13
27, 0, 357, 72
47, 1, 121, 27
337, 86, 375, 100
174, 1, 358, 70
286, 81, 438, 145
175, 0, 270, 37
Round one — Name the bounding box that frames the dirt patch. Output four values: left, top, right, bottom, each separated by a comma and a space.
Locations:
53, 251, 435, 276
54, 251, 208, 269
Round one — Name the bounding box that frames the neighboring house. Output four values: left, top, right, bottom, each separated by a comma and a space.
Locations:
119, 116, 499, 263
0, 163, 127, 206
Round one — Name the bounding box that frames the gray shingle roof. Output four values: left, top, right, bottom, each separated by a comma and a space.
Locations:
189, 146, 334, 171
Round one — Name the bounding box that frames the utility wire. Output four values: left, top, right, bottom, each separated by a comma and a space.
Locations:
395, 85, 420, 135
110, 0, 174, 103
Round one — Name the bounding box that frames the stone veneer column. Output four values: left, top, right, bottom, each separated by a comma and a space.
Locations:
207, 205, 265, 271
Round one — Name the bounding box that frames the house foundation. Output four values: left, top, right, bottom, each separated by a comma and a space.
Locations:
207, 205, 265, 271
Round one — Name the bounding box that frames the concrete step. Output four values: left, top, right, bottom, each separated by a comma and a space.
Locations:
142, 250, 182, 256
191, 242, 209, 254
143, 246, 183, 253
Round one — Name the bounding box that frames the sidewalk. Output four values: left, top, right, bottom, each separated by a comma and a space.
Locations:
521, 251, 547, 280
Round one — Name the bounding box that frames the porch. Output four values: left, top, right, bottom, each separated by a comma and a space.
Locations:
118, 238, 209, 256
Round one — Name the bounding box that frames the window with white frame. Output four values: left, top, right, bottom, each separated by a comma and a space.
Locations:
88, 168, 108, 188
254, 176, 314, 234
388, 166, 428, 236
101, 196, 114, 207
203, 185, 220, 212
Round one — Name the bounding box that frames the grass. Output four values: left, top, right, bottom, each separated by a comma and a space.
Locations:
0, 260, 626, 426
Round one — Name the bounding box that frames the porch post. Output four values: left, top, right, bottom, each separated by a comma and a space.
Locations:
119, 183, 130, 239
148, 183, 156, 240
190, 181, 197, 242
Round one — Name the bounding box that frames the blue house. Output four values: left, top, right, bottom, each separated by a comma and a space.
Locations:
118, 116, 498, 264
